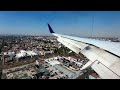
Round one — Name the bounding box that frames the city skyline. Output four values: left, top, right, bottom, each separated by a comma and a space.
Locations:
0, 11, 120, 37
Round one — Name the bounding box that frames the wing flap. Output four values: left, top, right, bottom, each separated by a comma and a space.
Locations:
91, 60, 120, 79
80, 61, 93, 70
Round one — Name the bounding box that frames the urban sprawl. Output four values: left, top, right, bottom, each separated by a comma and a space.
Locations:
0, 35, 119, 79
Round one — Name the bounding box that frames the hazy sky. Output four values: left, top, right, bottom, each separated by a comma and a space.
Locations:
0, 11, 120, 37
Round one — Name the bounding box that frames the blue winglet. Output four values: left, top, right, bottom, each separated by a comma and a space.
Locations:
48, 24, 55, 33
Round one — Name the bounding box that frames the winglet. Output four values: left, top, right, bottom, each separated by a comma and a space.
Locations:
48, 24, 55, 33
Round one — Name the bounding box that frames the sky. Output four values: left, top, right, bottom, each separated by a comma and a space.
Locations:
0, 11, 120, 37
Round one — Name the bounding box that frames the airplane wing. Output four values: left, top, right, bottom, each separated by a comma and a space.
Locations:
47, 24, 120, 79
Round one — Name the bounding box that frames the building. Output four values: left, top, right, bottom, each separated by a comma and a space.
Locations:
54, 64, 76, 79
